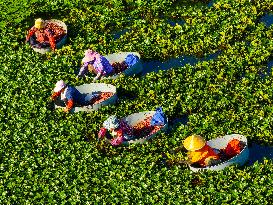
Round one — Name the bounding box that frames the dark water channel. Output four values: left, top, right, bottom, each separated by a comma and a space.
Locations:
267, 60, 273, 75
113, 28, 131, 40
167, 19, 185, 27
260, 60, 273, 78
248, 143, 273, 165
260, 13, 273, 27
207, 0, 216, 8
141, 51, 221, 75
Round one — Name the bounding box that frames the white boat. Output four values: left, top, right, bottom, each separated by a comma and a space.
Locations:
189, 134, 249, 172
54, 83, 117, 113
30, 19, 67, 54
104, 52, 143, 79
107, 111, 168, 145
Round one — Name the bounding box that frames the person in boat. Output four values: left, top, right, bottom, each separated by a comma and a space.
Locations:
98, 115, 134, 146
26, 18, 65, 51
183, 135, 220, 167
77, 49, 114, 81
183, 135, 243, 167
50, 80, 98, 112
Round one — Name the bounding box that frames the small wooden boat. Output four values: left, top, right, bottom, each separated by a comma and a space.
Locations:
30, 19, 67, 54
106, 111, 168, 145
104, 52, 143, 79
189, 134, 249, 172
54, 83, 117, 113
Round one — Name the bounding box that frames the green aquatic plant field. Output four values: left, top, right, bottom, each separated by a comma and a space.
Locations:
2, 0, 273, 204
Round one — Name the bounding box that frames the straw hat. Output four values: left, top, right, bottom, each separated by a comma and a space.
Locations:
54, 80, 66, 92
183, 135, 206, 151
34, 18, 45, 29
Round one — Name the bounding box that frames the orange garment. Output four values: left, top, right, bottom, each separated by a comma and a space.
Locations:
188, 144, 219, 167
66, 100, 74, 111
224, 139, 242, 158
50, 91, 74, 111
51, 91, 61, 101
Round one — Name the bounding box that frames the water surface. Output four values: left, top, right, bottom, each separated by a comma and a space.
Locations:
260, 13, 273, 27
248, 143, 273, 165
141, 51, 221, 75
167, 19, 185, 27
113, 28, 131, 40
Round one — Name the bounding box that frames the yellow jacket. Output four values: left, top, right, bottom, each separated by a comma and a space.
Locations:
188, 144, 219, 166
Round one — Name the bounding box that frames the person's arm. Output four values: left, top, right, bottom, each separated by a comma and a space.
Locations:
98, 127, 107, 140
93, 72, 102, 82
92, 57, 106, 82
64, 99, 74, 112
26, 27, 37, 42
110, 136, 124, 146
77, 63, 88, 77
63, 87, 75, 112
45, 29, 56, 50
50, 91, 61, 101
116, 129, 123, 138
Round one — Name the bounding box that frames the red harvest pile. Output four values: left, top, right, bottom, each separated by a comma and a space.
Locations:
91, 92, 114, 104
45, 22, 66, 41
132, 116, 163, 139
111, 62, 128, 74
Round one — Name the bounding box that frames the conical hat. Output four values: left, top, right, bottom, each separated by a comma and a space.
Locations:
183, 135, 206, 151
82, 49, 100, 63
35, 18, 45, 29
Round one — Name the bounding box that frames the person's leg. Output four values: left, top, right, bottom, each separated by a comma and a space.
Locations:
40, 41, 50, 48
30, 36, 49, 48
83, 92, 101, 105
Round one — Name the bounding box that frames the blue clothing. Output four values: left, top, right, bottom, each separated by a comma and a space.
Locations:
150, 107, 167, 126
92, 56, 113, 75
65, 86, 86, 105
125, 54, 139, 67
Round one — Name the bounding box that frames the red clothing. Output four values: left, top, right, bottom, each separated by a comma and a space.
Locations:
188, 144, 219, 167
50, 92, 74, 111
26, 27, 56, 50
98, 120, 133, 146
50, 91, 61, 101
98, 128, 107, 139
98, 127, 124, 139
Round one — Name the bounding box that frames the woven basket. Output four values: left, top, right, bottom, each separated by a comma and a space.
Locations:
189, 134, 249, 172
54, 83, 117, 113
30, 19, 67, 54
103, 52, 143, 79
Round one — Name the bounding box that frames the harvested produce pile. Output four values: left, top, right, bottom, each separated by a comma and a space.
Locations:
90, 92, 114, 105
218, 141, 246, 162
132, 116, 163, 139
45, 22, 66, 41
111, 62, 128, 74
